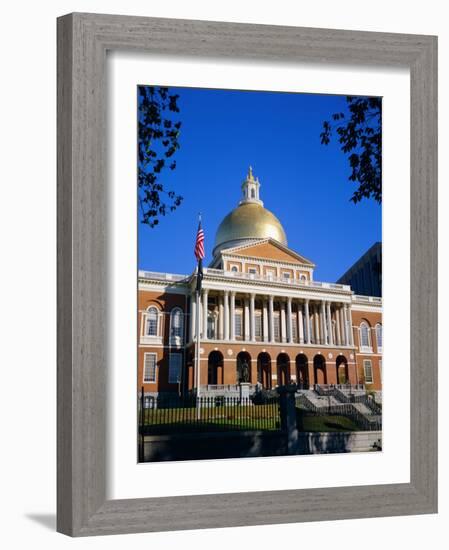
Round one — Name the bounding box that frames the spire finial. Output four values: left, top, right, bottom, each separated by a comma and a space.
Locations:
248, 165, 253, 179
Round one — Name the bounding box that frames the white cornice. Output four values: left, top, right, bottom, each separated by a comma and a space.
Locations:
138, 279, 189, 295
351, 303, 383, 313
200, 278, 353, 302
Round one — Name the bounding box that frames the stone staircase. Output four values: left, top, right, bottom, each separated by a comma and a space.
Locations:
296, 386, 382, 431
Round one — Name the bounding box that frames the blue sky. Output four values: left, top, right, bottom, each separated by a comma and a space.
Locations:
138, 87, 381, 282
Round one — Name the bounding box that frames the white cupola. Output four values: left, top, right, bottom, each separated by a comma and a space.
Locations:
239, 166, 263, 206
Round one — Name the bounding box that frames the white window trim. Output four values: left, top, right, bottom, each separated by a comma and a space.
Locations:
273, 314, 281, 342
375, 323, 383, 353
234, 311, 243, 338
141, 307, 163, 345
359, 322, 373, 353
363, 359, 374, 384
143, 352, 157, 384
169, 307, 184, 347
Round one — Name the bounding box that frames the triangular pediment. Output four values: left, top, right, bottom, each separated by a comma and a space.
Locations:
222, 239, 315, 266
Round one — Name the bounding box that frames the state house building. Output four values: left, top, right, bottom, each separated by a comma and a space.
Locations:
138, 168, 383, 397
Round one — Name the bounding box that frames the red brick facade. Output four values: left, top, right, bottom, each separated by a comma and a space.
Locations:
138, 280, 382, 395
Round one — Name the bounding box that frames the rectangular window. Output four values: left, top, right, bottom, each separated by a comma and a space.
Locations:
266, 269, 275, 280
363, 360, 373, 384
143, 353, 157, 383
234, 312, 243, 338
255, 314, 262, 339
274, 315, 280, 341
169, 353, 182, 384
282, 272, 290, 280
291, 316, 298, 342
248, 268, 258, 275
146, 314, 158, 336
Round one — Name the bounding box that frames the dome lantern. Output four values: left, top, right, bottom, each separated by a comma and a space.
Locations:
213, 168, 287, 257
240, 166, 263, 206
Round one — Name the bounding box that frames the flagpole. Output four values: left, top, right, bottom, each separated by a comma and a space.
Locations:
195, 283, 201, 419
193, 213, 204, 420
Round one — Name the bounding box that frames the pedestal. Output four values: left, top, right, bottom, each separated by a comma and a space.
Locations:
239, 382, 251, 402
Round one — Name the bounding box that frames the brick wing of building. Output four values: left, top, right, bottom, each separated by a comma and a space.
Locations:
138, 168, 383, 398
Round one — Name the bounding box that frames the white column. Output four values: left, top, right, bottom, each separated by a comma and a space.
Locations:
304, 300, 311, 344
319, 302, 326, 344
263, 299, 269, 342
250, 293, 256, 342
298, 303, 304, 344
190, 293, 197, 341
339, 307, 346, 345
343, 305, 349, 346
314, 305, 320, 344
218, 294, 224, 340
269, 295, 274, 343
326, 302, 334, 346
281, 301, 287, 343
230, 291, 236, 340
348, 306, 354, 346
224, 291, 229, 341
202, 289, 208, 340
287, 297, 293, 343
244, 297, 250, 341
335, 304, 341, 346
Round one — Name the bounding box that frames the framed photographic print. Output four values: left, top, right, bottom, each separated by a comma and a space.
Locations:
57, 13, 437, 536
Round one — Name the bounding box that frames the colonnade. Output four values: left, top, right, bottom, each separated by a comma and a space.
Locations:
189, 289, 354, 347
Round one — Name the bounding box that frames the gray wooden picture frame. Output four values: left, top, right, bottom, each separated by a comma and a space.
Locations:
57, 12, 438, 537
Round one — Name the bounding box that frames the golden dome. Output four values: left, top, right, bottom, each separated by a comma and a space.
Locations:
213, 201, 287, 255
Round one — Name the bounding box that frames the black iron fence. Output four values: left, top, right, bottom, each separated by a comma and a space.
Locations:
139, 389, 281, 435
296, 394, 382, 431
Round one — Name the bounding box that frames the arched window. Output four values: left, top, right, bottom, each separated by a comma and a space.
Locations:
231, 266, 238, 272
170, 307, 183, 341
376, 323, 383, 351
360, 322, 371, 349
250, 188, 255, 199
146, 306, 159, 336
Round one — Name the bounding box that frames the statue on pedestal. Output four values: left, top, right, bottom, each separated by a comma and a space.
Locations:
240, 360, 249, 383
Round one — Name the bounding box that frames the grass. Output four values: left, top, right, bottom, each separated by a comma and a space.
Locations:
298, 414, 361, 432
141, 403, 281, 435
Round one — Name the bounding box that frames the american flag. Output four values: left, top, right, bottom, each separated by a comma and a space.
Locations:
194, 220, 205, 261
194, 219, 205, 293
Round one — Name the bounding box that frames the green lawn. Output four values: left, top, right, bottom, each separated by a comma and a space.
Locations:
141, 404, 280, 434
298, 414, 361, 432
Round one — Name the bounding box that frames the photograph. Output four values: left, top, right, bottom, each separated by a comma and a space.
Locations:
136, 85, 383, 462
